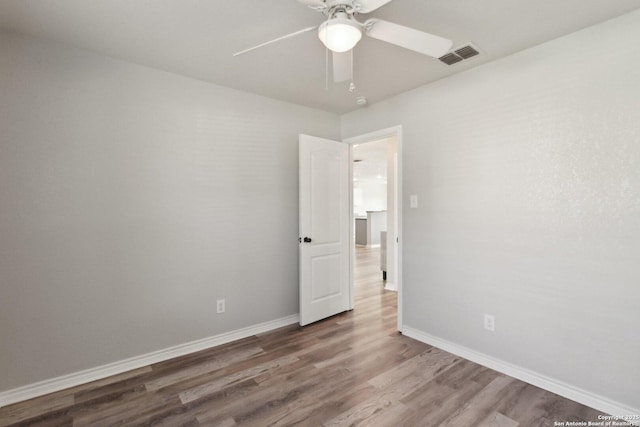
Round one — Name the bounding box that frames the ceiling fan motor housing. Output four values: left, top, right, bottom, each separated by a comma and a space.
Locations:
318, 12, 363, 52
326, 0, 357, 11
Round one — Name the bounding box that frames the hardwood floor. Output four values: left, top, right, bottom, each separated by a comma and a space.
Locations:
0, 246, 606, 426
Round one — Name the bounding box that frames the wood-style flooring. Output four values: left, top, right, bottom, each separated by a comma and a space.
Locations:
0, 246, 606, 426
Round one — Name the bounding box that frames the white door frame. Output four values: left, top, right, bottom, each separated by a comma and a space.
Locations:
344, 125, 403, 332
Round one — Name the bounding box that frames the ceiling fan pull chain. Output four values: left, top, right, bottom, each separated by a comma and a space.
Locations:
325, 45, 329, 91
349, 49, 356, 92
325, 14, 330, 91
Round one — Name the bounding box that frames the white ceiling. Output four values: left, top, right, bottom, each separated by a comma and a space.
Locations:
1, 0, 638, 114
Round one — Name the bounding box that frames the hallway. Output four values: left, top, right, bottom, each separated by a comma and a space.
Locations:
353, 245, 395, 316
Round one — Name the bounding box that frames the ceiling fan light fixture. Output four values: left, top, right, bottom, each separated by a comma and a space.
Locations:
318, 18, 362, 53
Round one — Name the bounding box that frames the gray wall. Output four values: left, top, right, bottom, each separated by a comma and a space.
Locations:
342, 11, 640, 409
0, 31, 339, 391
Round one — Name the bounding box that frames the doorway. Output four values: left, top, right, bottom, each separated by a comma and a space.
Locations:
345, 126, 402, 332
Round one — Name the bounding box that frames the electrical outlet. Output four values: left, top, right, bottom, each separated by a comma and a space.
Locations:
484, 314, 495, 332
216, 299, 225, 314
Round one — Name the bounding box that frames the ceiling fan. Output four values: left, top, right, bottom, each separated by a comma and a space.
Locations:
233, 0, 452, 88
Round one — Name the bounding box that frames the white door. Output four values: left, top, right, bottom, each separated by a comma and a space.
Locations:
299, 134, 350, 326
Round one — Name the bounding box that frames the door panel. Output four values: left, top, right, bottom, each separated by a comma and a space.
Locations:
310, 150, 341, 244
311, 254, 341, 301
299, 134, 350, 326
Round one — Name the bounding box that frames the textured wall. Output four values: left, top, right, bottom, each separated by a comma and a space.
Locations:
342, 10, 640, 409
0, 31, 339, 391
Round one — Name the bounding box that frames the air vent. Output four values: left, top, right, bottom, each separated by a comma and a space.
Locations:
438, 43, 481, 66
455, 45, 479, 59
439, 52, 463, 66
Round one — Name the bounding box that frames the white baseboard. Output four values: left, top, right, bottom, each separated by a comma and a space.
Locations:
384, 281, 397, 291
0, 314, 299, 408
402, 326, 640, 425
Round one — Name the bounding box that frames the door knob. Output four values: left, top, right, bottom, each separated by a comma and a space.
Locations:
303, 237, 312, 243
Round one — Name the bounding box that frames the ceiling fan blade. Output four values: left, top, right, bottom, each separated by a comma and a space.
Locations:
233, 26, 317, 57
357, 0, 393, 13
296, 0, 325, 6
365, 19, 452, 58
333, 51, 351, 83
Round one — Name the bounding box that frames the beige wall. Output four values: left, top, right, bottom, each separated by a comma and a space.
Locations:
0, 30, 340, 392
342, 10, 640, 410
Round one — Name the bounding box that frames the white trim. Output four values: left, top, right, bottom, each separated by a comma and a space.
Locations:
0, 314, 299, 408
403, 326, 640, 424
348, 143, 355, 311
343, 126, 402, 145
384, 282, 397, 292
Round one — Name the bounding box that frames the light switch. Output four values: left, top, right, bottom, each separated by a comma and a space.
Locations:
410, 194, 418, 208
